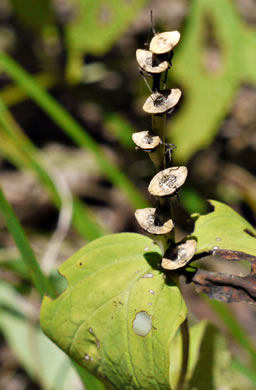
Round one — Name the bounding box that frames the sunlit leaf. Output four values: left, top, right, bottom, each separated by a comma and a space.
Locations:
41, 233, 187, 390
192, 200, 256, 256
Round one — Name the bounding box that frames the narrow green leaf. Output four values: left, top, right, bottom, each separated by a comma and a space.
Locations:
0, 282, 85, 390
0, 188, 54, 298
232, 359, 256, 386
207, 299, 256, 366
0, 53, 147, 209
0, 96, 107, 240
188, 324, 253, 389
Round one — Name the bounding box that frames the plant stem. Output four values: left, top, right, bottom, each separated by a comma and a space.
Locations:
150, 114, 166, 170
149, 107, 176, 250
176, 319, 189, 390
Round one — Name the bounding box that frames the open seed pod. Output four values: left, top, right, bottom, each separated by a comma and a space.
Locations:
135, 208, 174, 235
149, 31, 181, 54
143, 89, 181, 115
136, 49, 169, 74
161, 239, 197, 270
132, 130, 161, 151
148, 166, 188, 197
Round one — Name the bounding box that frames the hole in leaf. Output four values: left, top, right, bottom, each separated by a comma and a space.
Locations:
133, 311, 152, 336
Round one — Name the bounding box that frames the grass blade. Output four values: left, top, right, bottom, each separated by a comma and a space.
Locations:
0, 96, 107, 240
207, 299, 256, 366
0, 187, 54, 298
232, 359, 256, 386
0, 53, 147, 209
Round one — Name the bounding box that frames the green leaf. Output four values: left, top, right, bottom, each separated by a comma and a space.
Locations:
0, 187, 54, 298
0, 53, 147, 210
187, 324, 254, 390
0, 96, 107, 240
169, 321, 207, 389
171, 0, 256, 162
207, 299, 256, 365
40, 233, 187, 390
232, 359, 256, 387
0, 282, 83, 390
192, 200, 256, 256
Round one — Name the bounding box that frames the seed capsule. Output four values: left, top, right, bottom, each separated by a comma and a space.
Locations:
161, 239, 197, 270
132, 130, 161, 151
136, 49, 169, 74
150, 31, 181, 54
143, 89, 181, 115
135, 208, 174, 235
148, 166, 188, 197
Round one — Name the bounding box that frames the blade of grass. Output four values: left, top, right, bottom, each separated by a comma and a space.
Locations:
232, 359, 256, 386
0, 97, 107, 240
206, 298, 256, 366
0, 187, 54, 298
0, 53, 148, 209
0, 72, 58, 106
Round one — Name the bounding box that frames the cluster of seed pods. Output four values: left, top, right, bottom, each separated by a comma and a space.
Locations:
133, 31, 197, 271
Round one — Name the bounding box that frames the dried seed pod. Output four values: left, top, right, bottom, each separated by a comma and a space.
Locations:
143, 89, 181, 115
135, 208, 174, 235
148, 166, 188, 197
149, 31, 181, 54
161, 239, 197, 270
132, 130, 161, 151
136, 49, 169, 74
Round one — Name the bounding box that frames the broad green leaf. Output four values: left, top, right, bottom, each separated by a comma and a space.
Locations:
40, 233, 187, 390
192, 200, 256, 256
65, 0, 147, 80
171, 0, 256, 162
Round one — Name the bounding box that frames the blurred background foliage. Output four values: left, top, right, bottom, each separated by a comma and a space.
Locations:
0, 0, 256, 389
